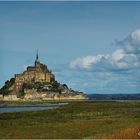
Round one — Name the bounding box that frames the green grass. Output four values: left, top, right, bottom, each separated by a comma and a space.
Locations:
0, 101, 140, 139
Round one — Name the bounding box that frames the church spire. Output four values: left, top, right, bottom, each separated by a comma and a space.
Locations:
36, 49, 38, 60
35, 49, 40, 67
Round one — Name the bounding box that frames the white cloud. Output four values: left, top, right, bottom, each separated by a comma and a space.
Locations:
122, 29, 140, 54
111, 49, 125, 62
131, 29, 140, 45
110, 49, 128, 69
69, 54, 109, 70
69, 28, 140, 72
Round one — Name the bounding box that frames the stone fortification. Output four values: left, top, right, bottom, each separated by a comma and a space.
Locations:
15, 52, 55, 94
0, 51, 87, 101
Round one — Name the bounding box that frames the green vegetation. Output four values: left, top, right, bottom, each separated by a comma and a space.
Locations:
17, 91, 26, 98
0, 78, 15, 96
0, 101, 140, 139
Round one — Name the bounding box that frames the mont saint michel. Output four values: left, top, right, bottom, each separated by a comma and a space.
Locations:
0, 52, 86, 101
1, 1, 140, 139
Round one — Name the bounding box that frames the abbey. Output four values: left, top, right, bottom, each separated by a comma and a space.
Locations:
15, 51, 55, 93
0, 51, 87, 101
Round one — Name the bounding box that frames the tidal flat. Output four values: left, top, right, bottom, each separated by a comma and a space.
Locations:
0, 101, 140, 139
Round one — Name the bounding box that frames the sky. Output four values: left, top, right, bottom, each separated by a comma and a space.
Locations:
0, 1, 140, 94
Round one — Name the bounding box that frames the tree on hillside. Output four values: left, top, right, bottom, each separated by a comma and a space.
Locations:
0, 78, 15, 96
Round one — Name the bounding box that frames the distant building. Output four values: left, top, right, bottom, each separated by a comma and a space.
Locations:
15, 51, 55, 93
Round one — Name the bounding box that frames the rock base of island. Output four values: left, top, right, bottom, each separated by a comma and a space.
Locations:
0, 90, 88, 101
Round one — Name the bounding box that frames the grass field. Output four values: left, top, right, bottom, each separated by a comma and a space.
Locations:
0, 101, 140, 139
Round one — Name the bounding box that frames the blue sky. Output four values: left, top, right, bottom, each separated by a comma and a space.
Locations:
0, 1, 140, 94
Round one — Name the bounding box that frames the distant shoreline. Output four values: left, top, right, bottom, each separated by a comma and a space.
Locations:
87, 93, 140, 100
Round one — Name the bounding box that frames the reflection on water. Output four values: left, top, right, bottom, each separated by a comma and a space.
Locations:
0, 103, 68, 113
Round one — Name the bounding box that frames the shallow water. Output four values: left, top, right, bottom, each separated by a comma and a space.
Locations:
0, 103, 68, 113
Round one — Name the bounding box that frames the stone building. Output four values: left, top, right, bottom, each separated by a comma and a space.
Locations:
15, 51, 55, 93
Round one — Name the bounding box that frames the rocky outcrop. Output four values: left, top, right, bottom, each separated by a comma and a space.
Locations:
23, 89, 87, 101
3, 95, 19, 101
0, 83, 87, 101
0, 95, 3, 101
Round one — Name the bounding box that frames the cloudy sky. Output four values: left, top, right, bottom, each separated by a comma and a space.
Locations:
0, 1, 140, 94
